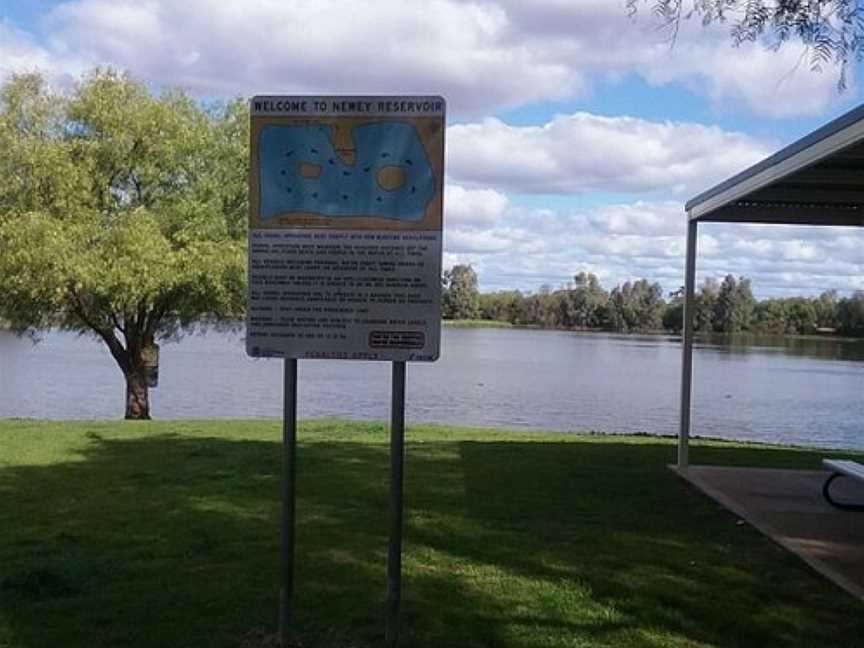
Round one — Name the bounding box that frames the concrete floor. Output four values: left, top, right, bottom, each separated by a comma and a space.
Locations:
674, 465, 864, 601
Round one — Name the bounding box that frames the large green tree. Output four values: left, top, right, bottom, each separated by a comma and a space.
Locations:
442, 264, 481, 320
606, 279, 666, 333
479, 290, 524, 324
0, 70, 248, 419
713, 274, 756, 333
558, 272, 609, 329
838, 290, 864, 336
694, 277, 720, 333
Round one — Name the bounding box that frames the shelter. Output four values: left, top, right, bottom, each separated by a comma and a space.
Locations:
679, 106, 864, 467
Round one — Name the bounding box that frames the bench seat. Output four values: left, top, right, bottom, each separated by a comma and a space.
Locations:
822, 459, 864, 511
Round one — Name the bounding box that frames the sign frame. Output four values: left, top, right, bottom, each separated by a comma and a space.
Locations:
247, 95, 446, 363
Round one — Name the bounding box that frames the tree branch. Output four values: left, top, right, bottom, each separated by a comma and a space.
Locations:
68, 290, 130, 372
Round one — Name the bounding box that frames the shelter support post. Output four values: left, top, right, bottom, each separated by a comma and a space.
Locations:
678, 219, 697, 469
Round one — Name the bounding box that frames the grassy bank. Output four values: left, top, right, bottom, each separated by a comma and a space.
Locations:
1, 419, 862, 647
442, 319, 514, 328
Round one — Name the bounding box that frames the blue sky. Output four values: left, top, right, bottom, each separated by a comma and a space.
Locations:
1, 0, 861, 297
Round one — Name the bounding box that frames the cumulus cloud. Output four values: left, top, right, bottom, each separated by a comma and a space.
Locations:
0, 21, 70, 81
0, 0, 852, 118
444, 184, 510, 227
636, 23, 852, 119
496, 0, 850, 117
38, 0, 584, 115
442, 199, 862, 297
447, 114, 769, 196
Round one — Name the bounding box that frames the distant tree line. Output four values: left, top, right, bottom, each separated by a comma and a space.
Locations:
442, 265, 864, 337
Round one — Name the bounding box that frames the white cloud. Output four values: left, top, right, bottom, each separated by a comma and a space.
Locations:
0, 0, 853, 118
586, 201, 684, 236
444, 184, 510, 227
0, 21, 62, 80
636, 27, 850, 119
37, 0, 584, 115
495, 0, 851, 117
441, 198, 862, 297
445, 228, 515, 254
447, 114, 769, 196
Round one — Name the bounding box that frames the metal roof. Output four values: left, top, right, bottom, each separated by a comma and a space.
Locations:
686, 104, 864, 226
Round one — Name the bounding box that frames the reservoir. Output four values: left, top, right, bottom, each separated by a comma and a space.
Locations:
0, 327, 861, 450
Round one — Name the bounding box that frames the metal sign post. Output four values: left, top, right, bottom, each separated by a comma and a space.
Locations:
386, 361, 407, 646
279, 358, 298, 645
247, 96, 445, 646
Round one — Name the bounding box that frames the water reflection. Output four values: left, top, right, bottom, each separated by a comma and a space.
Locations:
695, 333, 864, 362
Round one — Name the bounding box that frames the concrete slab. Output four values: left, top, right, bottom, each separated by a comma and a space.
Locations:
673, 465, 864, 601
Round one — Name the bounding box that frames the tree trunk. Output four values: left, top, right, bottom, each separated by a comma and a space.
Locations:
124, 367, 150, 420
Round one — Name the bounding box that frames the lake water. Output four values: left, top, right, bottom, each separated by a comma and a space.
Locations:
0, 327, 861, 450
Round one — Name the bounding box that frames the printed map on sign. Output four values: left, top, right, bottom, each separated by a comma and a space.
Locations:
258, 121, 436, 221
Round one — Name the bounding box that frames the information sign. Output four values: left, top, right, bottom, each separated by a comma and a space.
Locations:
247, 96, 445, 361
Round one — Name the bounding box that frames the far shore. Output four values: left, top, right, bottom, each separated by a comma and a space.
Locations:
2, 319, 862, 344
441, 318, 864, 343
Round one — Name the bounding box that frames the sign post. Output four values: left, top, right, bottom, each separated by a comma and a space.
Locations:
386, 360, 406, 646
279, 358, 298, 645
247, 95, 445, 645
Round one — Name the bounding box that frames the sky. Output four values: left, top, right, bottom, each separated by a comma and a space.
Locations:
1, 0, 862, 297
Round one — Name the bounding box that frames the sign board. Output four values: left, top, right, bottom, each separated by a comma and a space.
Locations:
142, 343, 159, 388
247, 96, 445, 361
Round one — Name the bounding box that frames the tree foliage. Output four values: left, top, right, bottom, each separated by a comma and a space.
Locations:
0, 70, 248, 419
628, 0, 864, 88
607, 279, 666, 333
837, 290, 864, 335
462, 266, 864, 337
442, 264, 481, 320
559, 272, 610, 329
713, 274, 755, 333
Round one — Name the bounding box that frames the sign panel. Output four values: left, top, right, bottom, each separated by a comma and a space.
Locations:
247, 96, 445, 361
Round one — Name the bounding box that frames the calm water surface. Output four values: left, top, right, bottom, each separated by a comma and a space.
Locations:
0, 328, 861, 450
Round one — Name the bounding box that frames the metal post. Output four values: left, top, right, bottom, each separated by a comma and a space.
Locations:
280, 358, 298, 646
386, 361, 407, 646
678, 219, 698, 469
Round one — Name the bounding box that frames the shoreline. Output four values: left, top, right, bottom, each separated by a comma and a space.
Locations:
2, 417, 862, 455
442, 319, 864, 342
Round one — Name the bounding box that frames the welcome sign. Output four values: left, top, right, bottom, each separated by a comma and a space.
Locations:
246, 96, 445, 361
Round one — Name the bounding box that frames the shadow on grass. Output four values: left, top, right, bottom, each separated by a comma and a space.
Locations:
0, 433, 862, 648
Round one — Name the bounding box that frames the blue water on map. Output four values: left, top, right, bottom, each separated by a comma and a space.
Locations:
258, 122, 435, 220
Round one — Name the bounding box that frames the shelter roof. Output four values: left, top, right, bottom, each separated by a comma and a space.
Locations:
687, 105, 864, 226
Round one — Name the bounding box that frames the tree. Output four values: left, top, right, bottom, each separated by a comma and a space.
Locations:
442, 264, 480, 320
815, 289, 840, 329
0, 70, 247, 419
662, 286, 685, 332
479, 290, 524, 323
628, 1, 864, 89
713, 274, 755, 333
838, 291, 864, 336
753, 299, 792, 335
606, 279, 665, 332
558, 272, 609, 329
694, 278, 719, 333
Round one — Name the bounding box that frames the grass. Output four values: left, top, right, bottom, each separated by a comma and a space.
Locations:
442, 319, 514, 328
1, 419, 863, 648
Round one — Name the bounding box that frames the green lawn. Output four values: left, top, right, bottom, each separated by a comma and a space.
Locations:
442, 319, 514, 328
1, 419, 862, 648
